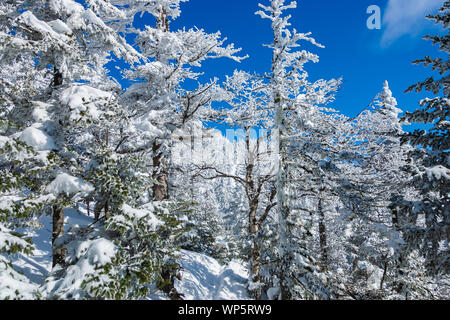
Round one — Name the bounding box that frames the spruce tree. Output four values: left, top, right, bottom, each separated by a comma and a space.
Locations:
391, 1, 449, 277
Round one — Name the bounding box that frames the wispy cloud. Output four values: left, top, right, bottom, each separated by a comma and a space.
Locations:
381, 0, 443, 45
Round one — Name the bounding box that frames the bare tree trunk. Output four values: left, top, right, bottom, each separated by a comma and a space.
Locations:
52, 204, 66, 267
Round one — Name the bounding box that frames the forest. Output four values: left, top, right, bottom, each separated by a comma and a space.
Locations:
0, 0, 448, 300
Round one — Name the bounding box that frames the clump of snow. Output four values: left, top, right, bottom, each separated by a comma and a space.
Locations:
31, 101, 51, 123
425, 165, 450, 180
267, 287, 280, 300
19, 125, 56, 151
48, 19, 72, 35
43, 237, 116, 299
112, 204, 163, 231
45, 173, 94, 197
16, 11, 63, 39
60, 85, 113, 121
380, 80, 402, 118
0, 225, 32, 253
130, 110, 165, 138
85, 238, 115, 266
121, 203, 155, 220
357, 261, 385, 291
174, 250, 249, 300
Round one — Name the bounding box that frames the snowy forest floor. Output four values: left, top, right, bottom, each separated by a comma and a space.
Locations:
7, 206, 249, 300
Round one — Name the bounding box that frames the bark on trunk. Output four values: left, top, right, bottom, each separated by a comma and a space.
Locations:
53, 68, 63, 88
391, 206, 406, 296
159, 268, 184, 300
318, 198, 328, 267
52, 204, 66, 267
94, 199, 103, 221
51, 67, 65, 268
275, 127, 291, 300
93, 197, 111, 221
104, 200, 110, 220
152, 142, 169, 201
249, 204, 262, 300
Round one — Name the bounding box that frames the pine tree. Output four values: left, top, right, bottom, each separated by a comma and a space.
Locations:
0, 0, 139, 277
391, 1, 449, 280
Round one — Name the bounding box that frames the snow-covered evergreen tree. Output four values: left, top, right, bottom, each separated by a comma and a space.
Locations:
118, 0, 246, 202
256, 0, 341, 300
390, 1, 449, 291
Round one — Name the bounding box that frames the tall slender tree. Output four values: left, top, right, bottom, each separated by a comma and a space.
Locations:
256, 0, 340, 299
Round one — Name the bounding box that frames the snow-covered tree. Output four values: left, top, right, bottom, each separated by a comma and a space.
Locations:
256, 0, 340, 300
0, 129, 51, 299
390, 1, 449, 287
330, 81, 414, 299
118, 0, 246, 202
194, 70, 278, 299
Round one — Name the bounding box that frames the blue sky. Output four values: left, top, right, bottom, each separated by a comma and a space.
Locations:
129, 0, 445, 121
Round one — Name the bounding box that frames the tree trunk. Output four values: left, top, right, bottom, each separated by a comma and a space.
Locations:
53, 68, 63, 88
274, 114, 291, 300
159, 267, 184, 300
318, 198, 328, 267
391, 206, 406, 296
94, 199, 103, 221
152, 142, 169, 201
249, 204, 262, 300
104, 200, 110, 220
52, 204, 66, 267
51, 66, 65, 268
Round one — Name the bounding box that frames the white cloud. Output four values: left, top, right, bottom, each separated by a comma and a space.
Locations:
381, 0, 443, 45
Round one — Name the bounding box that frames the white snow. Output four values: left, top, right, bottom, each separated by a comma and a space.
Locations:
60, 85, 113, 121
45, 173, 94, 197
43, 237, 116, 299
19, 125, 56, 151
425, 165, 450, 180
2, 203, 250, 300
17, 11, 58, 37
31, 101, 51, 123
174, 250, 249, 300
48, 19, 72, 35
0, 255, 38, 300
0, 207, 95, 299
0, 225, 31, 253
121, 204, 161, 224
0, 135, 10, 148
131, 110, 165, 138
